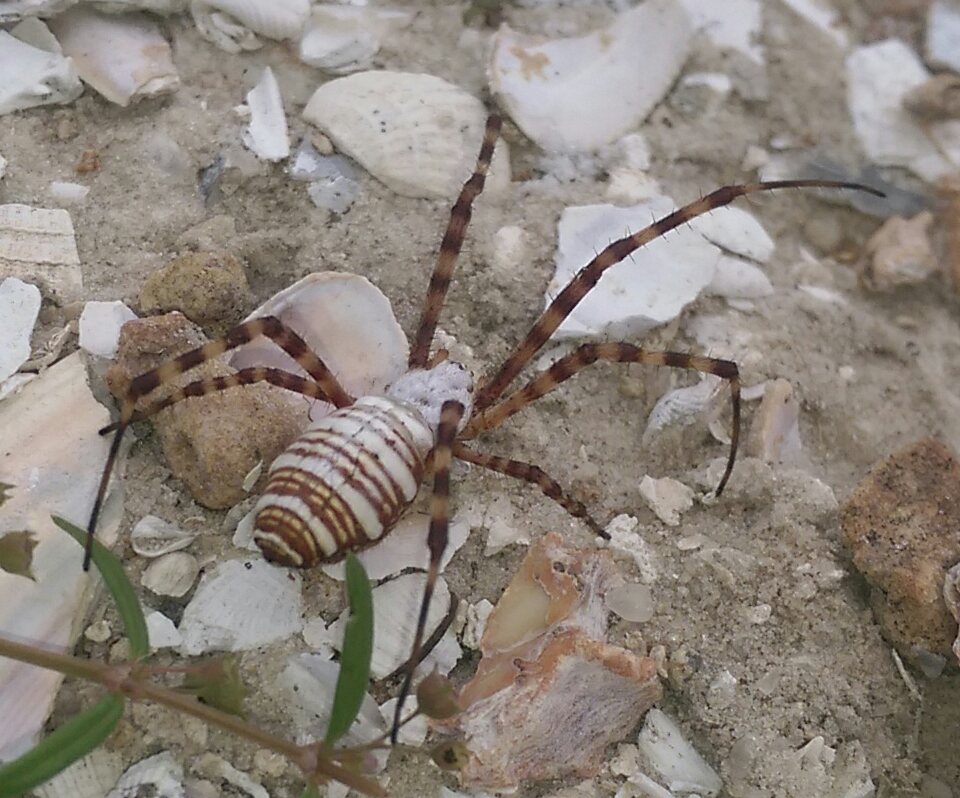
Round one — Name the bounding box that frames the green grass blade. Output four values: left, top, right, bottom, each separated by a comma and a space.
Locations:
324, 554, 373, 744
0, 694, 124, 797
53, 515, 149, 659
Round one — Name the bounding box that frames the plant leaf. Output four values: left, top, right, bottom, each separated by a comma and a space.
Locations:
0, 694, 124, 797
180, 655, 249, 717
0, 530, 38, 580
53, 515, 150, 659
324, 554, 373, 744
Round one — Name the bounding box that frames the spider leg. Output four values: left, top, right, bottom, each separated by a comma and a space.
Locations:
392, 400, 464, 743
472, 179, 883, 411
99, 368, 335, 434
408, 115, 501, 368
84, 315, 353, 571
464, 342, 741, 495
453, 442, 605, 537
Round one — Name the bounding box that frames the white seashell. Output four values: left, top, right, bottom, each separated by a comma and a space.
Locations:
278, 653, 386, 754
231, 272, 409, 412
145, 611, 183, 650
0, 353, 121, 762
644, 374, 723, 443
687, 206, 775, 263
704, 256, 774, 300
241, 67, 289, 162
462, 598, 494, 650
0, 0, 76, 22
191, 0, 309, 52
637, 709, 723, 796
746, 378, 802, 465
927, 1, 960, 73
0, 203, 82, 302
298, 5, 413, 74
47, 7, 179, 107
321, 511, 469, 581
638, 476, 694, 527
78, 300, 137, 360
130, 514, 196, 557
328, 572, 451, 679
33, 750, 123, 798
141, 551, 200, 598
303, 71, 511, 199
107, 751, 185, 798
0, 152, 6, 180
676, 0, 763, 64
547, 199, 720, 339
0, 277, 41, 384
0, 26, 82, 115
178, 559, 303, 655
846, 39, 960, 182
489, 1, 692, 152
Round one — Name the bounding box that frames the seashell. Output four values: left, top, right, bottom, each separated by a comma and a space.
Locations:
241, 67, 289, 162
78, 300, 137, 360
303, 71, 511, 199
489, 1, 692, 152
687, 206, 775, 264
745, 378, 802, 465
145, 611, 182, 650
637, 709, 723, 796
320, 511, 469, 582
926, 0, 960, 74
0, 152, 6, 180
47, 7, 179, 107
944, 562, 960, 666
231, 272, 409, 414
328, 572, 452, 680
704, 256, 774, 300
298, 5, 413, 75
462, 598, 493, 650
178, 559, 303, 655
0, 0, 76, 22
191, 0, 309, 53
638, 476, 694, 527
141, 551, 200, 598
437, 533, 660, 789
0, 352, 122, 761
33, 750, 123, 798
547, 199, 720, 339
0, 277, 41, 384
192, 753, 270, 798
676, 0, 763, 64
0, 203, 82, 303
0, 25, 83, 115
130, 514, 196, 557
643, 374, 723, 444
107, 751, 185, 798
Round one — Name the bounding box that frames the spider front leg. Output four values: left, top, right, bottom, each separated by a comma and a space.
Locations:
84, 315, 354, 570
391, 399, 464, 743
464, 342, 741, 495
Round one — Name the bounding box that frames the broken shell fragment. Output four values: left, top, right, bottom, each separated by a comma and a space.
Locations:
107, 751, 184, 798
745, 378, 802, 465
77, 300, 137, 360
191, 0, 309, 52
637, 709, 723, 796
0, 26, 82, 115
489, 0, 692, 151
130, 515, 196, 558
0, 277, 41, 384
438, 533, 661, 789
0, 204, 82, 302
47, 7, 179, 106
241, 67, 289, 162
298, 5, 413, 74
141, 551, 200, 598
303, 71, 510, 199
638, 476, 694, 527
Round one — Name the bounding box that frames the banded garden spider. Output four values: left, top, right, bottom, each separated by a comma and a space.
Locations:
85, 114, 879, 739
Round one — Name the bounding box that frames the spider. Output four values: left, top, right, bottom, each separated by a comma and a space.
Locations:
84, 114, 879, 740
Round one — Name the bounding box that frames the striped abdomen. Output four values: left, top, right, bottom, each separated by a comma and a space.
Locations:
253, 396, 435, 567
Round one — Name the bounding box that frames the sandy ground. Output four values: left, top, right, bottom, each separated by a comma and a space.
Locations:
2, 1, 960, 796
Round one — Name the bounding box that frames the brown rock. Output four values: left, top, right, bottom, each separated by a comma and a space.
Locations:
860, 212, 938, 291
841, 438, 960, 662
138, 252, 254, 337
437, 533, 661, 789
108, 313, 307, 509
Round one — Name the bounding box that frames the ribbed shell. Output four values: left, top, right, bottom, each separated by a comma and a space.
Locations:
252, 396, 435, 567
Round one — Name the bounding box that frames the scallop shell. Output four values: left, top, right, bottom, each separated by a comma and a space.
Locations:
130, 515, 196, 557
191, 0, 309, 52
141, 551, 200, 598
230, 272, 409, 414
0, 26, 83, 115
303, 71, 511, 199
0, 203, 82, 302
489, 0, 692, 152
47, 7, 179, 107
178, 559, 303, 655
0, 353, 122, 761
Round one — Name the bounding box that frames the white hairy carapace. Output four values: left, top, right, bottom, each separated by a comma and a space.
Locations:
252, 361, 473, 567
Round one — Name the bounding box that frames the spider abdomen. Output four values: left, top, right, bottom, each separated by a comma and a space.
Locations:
252, 396, 435, 567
